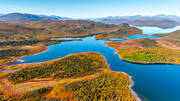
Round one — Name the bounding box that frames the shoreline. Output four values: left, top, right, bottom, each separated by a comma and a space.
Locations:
6, 51, 141, 101
121, 58, 180, 65
10, 51, 95, 66
13, 46, 49, 64
129, 75, 141, 101
111, 49, 142, 101
110, 46, 180, 101
112, 46, 180, 65
6, 40, 141, 101
101, 51, 141, 101
122, 72, 141, 101
9, 39, 82, 65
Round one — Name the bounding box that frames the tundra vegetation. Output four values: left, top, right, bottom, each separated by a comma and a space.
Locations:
106, 31, 180, 64
0, 52, 135, 101
0, 39, 75, 47
0, 21, 140, 66
95, 23, 142, 40
0, 20, 122, 41
0, 39, 80, 65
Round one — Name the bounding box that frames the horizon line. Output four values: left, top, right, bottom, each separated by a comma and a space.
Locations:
0, 12, 180, 19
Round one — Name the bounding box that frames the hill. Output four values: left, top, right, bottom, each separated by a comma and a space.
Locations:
0, 20, 119, 41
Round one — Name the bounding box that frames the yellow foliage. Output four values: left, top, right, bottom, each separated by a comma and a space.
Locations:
0, 73, 11, 79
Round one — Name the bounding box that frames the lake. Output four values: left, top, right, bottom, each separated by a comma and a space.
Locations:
137, 26, 180, 35
10, 26, 180, 101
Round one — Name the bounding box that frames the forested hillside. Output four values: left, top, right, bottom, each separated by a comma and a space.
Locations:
0, 52, 135, 101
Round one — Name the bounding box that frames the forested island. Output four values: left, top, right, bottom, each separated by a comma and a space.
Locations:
0, 52, 136, 101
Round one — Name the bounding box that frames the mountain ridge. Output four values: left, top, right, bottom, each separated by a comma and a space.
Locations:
0, 13, 180, 28
0, 13, 71, 21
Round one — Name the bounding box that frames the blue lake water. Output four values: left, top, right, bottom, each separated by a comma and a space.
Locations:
137, 26, 180, 35
110, 35, 164, 41
107, 34, 165, 42
124, 34, 165, 39
10, 26, 180, 101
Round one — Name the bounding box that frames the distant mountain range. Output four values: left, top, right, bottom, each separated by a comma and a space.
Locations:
0, 13, 71, 21
91, 15, 180, 22
0, 13, 180, 28
89, 15, 180, 28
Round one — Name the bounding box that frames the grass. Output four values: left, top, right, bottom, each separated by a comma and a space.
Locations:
139, 38, 157, 48
118, 47, 180, 64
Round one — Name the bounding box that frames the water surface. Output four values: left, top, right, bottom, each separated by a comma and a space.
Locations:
137, 26, 180, 35
124, 34, 165, 39
10, 26, 180, 101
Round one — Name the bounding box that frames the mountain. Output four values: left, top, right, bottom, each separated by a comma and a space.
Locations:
0, 13, 180, 28
90, 15, 180, 28
92, 15, 180, 22
128, 20, 178, 29
0, 13, 71, 21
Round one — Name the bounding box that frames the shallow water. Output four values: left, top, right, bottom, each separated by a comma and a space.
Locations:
10, 26, 180, 101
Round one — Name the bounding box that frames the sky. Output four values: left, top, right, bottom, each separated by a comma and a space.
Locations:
0, 0, 179, 18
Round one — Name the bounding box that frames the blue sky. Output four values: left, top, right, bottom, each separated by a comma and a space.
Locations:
0, 0, 179, 18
